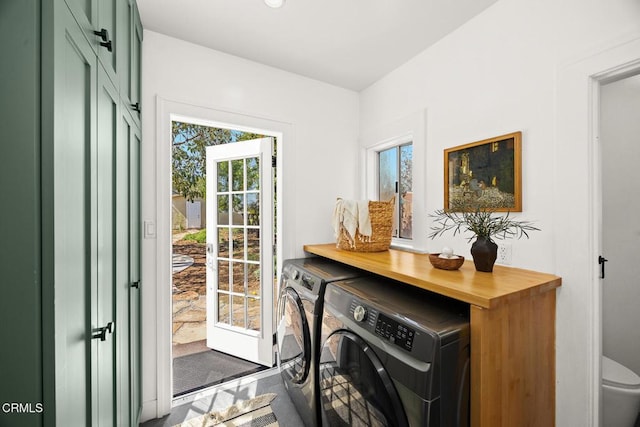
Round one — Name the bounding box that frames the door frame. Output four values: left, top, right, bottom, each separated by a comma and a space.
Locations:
591, 64, 640, 426
153, 97, 295, 415
554, 35, 640, 426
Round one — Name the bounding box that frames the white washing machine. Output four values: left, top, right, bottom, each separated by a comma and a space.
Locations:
319, 276, 470, 426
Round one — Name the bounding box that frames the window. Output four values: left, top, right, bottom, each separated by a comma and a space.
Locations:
363, 110, 425, 252
378, 143, 413, 239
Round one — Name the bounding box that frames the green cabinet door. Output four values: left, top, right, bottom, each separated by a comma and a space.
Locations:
94, 62, 119, 427
64, 0, 118, 84
97, 0, 118, 84
49, 3, 124, 426
116, 105, 140, 427
129, 118, 142, 425
115, 0, 143, 125
130, 6, 143, 126
49, 2, 96, 425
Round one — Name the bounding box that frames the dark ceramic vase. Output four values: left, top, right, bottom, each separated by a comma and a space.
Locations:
471, 236, 498, 272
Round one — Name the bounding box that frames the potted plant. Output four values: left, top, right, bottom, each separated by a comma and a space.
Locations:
428, 199, 539, 272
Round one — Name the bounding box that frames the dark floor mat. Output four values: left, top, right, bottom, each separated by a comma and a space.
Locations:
173, 349, 267, 396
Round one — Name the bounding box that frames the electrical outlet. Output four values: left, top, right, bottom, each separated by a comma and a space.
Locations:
497, 242, 512, 265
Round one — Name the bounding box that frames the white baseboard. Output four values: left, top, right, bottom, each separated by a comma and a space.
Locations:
140, 399, 159, 423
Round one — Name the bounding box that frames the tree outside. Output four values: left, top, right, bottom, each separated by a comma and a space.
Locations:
172, 121, 267, 201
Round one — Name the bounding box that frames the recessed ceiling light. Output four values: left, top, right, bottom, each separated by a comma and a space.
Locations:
264, 0, 285, 8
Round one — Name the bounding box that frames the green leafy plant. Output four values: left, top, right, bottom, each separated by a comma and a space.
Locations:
183, 229, 206, 244
428, 199, 539, 242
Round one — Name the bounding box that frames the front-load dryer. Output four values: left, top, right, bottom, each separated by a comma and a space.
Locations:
276, 257, 365, 426
319, 276, 470, 427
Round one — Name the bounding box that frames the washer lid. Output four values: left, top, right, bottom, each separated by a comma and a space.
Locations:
602, 356, 640, 389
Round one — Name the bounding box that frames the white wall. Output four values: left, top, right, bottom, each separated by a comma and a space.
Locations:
358, 0, 640, 425
601, 74, 640, 376
140, 30, 359, 420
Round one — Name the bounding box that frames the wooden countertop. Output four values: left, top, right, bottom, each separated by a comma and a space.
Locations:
303, 243, 561, 309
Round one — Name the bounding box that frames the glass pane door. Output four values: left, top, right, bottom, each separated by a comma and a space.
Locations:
205, 138, 274, 366
216, 155, 262, 331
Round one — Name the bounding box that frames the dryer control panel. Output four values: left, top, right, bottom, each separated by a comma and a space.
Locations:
348, 299, 417, 352
375, 313, 416, 351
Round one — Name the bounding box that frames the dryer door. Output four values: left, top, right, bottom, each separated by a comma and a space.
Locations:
276, 287, 311, 384
319, 330, 409, 427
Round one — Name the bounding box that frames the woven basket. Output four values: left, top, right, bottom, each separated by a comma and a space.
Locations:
336, 198, 394, 252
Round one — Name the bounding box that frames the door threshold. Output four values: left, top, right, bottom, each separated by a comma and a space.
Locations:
172, 367, 279, 407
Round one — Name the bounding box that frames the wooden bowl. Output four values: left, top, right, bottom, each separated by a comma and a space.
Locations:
429, 253, 465, 270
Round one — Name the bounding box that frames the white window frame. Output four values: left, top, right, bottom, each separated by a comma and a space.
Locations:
374, 137, 413, 240
361, 110, 427, 252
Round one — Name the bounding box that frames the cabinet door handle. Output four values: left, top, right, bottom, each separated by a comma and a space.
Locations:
131, 280, 140, 289
599, 255, 608, 279
93, 28, 113, 52
92, 321, 114, 341
93, 28, 109, 42
131, 102, 141, 113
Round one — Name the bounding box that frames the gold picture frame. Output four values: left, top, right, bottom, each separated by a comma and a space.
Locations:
444, 131, 522, 212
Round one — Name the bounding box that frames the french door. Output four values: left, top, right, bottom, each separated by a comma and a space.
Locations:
205, 138, 274, 366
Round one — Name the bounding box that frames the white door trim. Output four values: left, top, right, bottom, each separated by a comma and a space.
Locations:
149, 97, 295, 418
554, 34, 640, 427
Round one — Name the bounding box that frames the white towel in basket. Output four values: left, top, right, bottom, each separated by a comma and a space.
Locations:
333, 199, 371, 248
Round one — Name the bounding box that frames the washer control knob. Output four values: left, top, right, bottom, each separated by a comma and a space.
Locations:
291, 269, 300, 280
353, 305, 367, 322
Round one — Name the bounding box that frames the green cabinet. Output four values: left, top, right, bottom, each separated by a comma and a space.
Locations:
131, 7, 143, 126
0, 0, 142, 426
120, 0, 143, 126
94, 61, 120, 427
116, 104, 142, 427
46, 4, 96, 425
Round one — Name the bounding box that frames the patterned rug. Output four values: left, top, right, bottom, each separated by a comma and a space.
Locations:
174, 393, 278, 427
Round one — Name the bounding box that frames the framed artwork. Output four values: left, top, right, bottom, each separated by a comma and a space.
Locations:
444, 131, 522, 212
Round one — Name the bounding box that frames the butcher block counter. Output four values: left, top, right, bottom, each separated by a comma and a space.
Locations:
303, 243, 562, 427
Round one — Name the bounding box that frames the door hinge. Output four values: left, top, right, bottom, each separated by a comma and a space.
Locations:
599, 255, 608, 279
272, 155, 276, 168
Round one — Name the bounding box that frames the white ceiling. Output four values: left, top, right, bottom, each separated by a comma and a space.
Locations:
136, 0, 498, 91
